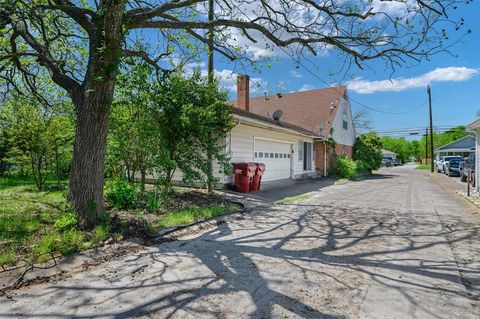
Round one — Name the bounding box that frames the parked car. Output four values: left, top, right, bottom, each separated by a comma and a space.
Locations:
445, 158, 462, 177
382, 156, 393, 167
460, 153, 475, 185
436, 156, 463, 173
392, 158, 401, 166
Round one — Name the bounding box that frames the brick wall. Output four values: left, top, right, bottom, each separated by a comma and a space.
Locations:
315, 141, 353, 175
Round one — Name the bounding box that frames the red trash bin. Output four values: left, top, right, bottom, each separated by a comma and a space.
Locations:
233, 163, 257, 193
251, 163, 266, 191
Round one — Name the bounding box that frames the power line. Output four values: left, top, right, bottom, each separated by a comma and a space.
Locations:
277, 47, 427, 115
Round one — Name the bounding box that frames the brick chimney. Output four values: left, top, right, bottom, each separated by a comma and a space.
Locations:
237, 74, 250, 112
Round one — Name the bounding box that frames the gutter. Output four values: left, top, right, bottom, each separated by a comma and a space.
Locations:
323, 140, 327, 177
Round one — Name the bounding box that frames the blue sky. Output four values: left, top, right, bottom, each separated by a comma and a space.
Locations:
203, 1, 480, 137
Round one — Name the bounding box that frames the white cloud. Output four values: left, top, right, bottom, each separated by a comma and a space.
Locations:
370, 0, 416, 17
347, 67, 479, 94
289, 70, 303, 78
299, 84, 315, 92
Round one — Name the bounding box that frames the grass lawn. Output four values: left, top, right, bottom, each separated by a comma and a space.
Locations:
0, 177, 239, 268
416, 164, 431, 170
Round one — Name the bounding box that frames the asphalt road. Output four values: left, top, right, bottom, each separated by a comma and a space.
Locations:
1, 165, 479, 318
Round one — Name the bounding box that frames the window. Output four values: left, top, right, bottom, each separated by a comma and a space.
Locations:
255, 152, 258, 158
275, 153, 279, 158
342, 112, 348, 129
259, 152, 263, 158
270, 153, 274, 158
287, 154, 291, 158
313, 143, 316, 161
264, 153, 269, 158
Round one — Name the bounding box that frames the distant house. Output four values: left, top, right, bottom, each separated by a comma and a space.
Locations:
382, 149, 397, 159
434, 136, 475, 160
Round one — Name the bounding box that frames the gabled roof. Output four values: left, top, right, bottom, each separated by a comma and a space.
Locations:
382, 149, 397, 155
231, 86, 347, 137
232, 107, 320, 137
434, 135, 475, 152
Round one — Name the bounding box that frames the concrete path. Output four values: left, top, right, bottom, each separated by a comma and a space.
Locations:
1, 166, 479, 318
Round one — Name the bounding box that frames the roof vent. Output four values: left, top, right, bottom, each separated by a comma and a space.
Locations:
330, 102, 336, 110
272, 110, 283, 122
276, 93, 282, 99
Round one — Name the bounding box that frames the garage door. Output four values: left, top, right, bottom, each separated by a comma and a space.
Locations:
254, 139, 292, 181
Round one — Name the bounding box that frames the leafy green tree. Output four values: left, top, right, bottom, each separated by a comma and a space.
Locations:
108, 64, 154, 185
148, 71, 232, 193
353, 133, 383, 171
1, 99, 74, 190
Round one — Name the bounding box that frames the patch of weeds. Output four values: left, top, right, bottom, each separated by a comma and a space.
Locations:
335, 178, 349, 185
152, 203, 238, 229
59, 229, 84, 254
92, 224, 110, 243
54, 211, 77, 231
145, 191, 161, 212
274, 194, 310, 205
416, 164, 430, 170
0, 248, 16, 266
31, 230, 60, 262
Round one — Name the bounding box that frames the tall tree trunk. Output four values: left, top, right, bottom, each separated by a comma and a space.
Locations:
68, 0, 125, 229
69, 86, 113, 228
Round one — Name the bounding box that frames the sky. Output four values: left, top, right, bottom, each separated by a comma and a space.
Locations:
199, 1, 480, 138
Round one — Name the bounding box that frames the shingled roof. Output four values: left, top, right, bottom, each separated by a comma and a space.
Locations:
231, 86, 347, 137
232, 107, 320, 137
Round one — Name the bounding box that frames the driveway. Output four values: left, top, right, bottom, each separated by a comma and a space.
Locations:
1, 166, 479, 318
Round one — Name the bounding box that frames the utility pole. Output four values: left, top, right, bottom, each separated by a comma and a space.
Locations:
428, 85, 434, 173
425, 127, 428, 164
206, 0, 214, 193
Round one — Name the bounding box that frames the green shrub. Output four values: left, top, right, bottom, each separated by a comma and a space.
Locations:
336, 156, 357, 180
355, 160, 370, 174
353, 133, 383, 171
54, 211, 77, 230
105, 179, 138, 209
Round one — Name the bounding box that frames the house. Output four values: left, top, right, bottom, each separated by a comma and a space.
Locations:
382, 149, 397, 159
141, 74, 356, 186
466, 120, 480, 192
231, 75, 356, 177
434, 135, 475, 160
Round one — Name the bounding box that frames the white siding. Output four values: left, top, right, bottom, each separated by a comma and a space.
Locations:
331, 96, 356, 146
228, 122, 315, 180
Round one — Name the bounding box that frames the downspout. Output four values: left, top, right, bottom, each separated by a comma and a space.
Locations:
323, 140, 327, 177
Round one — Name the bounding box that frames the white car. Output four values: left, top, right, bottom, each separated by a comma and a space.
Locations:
436, 156, 463, 173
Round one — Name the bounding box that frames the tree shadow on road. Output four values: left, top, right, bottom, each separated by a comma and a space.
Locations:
2, 200, 479, 318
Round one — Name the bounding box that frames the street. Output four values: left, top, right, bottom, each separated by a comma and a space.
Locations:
1, 165, 479, 318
